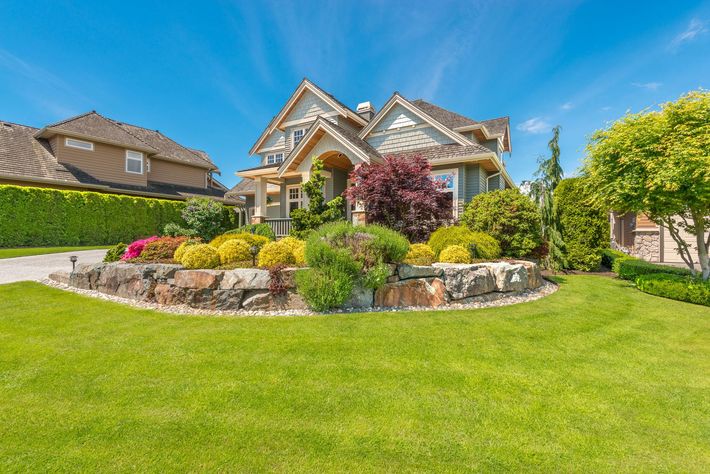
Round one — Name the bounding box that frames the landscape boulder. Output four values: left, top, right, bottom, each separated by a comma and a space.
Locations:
434, 264, 496, 300
219, 269, 270, 290
374, 278, 447, 308
488, 262, 529, 292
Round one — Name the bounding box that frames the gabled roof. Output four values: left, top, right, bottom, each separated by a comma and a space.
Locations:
411, 99, 478, 129
358, 93, 474, 147
249, 78, 368, 155
277, 116, 382, 177
34, 111, 218, 170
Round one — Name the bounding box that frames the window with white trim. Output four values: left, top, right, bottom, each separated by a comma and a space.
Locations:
287, 185, 302, 214
65, 137, 94, 151
431, 169, 458, 217
292, 129, 305, 147
266, 153, 284, 165
125, 150, 143, 174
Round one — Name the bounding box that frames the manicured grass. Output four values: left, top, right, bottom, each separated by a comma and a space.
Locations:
0, 276, 708, 472
0, 246, 110, 259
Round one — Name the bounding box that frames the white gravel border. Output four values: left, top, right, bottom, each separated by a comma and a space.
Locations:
40, 278, 558, 318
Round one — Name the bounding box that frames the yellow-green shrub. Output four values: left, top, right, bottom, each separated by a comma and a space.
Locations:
209, 232, 269, 249
174, 239, 202, 262
217, 239, 251, 265
404, 243, 435, 265
439, 245, 471, 264
257, 241, 295, 267
180, 244, 220, 269
280, 237, 307, 266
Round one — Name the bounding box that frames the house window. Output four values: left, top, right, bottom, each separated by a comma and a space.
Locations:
65, 137, 94, 151
267, 153, 284, 165
292, 129, 305, 147
431, 169, 458, 217
125, 150, 143, 174
287, 185, 302, 214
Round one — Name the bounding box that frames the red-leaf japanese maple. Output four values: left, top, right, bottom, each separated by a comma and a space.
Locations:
344, 155, 452, 242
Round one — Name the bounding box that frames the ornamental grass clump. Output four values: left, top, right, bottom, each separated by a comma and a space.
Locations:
439, 245, 472, 264
217, 239, 252, 265
180, 244, 219, 269
404, 243, 435, 266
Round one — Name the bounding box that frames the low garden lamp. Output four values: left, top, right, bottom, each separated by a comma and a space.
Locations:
69, 255, 78, 271
249, 245, 259, 266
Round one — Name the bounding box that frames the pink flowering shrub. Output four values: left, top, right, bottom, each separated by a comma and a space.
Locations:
121, 236, 159, 260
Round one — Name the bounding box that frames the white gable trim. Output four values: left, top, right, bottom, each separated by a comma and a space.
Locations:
358, 94, 473, 147
249, 79, 367, 155
277, 117, 376, 177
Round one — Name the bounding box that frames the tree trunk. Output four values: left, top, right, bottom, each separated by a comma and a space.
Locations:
690, 210, 710, 281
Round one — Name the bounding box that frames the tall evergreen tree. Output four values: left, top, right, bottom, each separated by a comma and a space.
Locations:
532, 126, 566, 270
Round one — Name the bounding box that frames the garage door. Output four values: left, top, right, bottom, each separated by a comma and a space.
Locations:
661, 223, 706, 263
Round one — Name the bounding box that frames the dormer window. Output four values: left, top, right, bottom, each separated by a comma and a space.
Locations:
125, 150, 143, 174
267, 153, 284, 165
292, 129, 305, 146
65, 137, 94, 151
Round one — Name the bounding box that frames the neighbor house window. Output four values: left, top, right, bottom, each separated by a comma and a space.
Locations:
65, 137, 94, 151
287, 185, 302, 214
431, 169, 458, 217
292, 129, 305, 147
125, 150, 143, 174
267, 153, 284, 165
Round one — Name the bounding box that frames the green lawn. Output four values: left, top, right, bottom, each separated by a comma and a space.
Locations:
0, 246, 110, 259
0, 276, 708, 472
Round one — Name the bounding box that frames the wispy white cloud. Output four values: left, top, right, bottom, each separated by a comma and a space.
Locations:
517, 117, 551, 134
631, 81, 662, 91
668, 18, 708, 51
560, 102, 574, 110
600, 106, 612, 111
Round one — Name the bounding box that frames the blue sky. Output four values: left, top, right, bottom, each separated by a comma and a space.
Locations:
1, 0, 709, 188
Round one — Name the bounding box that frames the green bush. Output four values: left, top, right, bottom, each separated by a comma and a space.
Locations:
162, 222, 199, 238
636, 274, 710, 306
180, 244, 220, 269
226, 223, 275, 240
427, 226, 500, 260
0, 185, 237, 247
439, 245, 471, 263
461, 189, 542, 258
181, 198, 229, 241
404, 243, 435, 266
616, 259, 692, 281
217, 239, 251, 265
555, 178, 610, 271
295, 267, 354, 312
174, 239, 202, 263
103, 243, 127, 263
601, 249, 628, 269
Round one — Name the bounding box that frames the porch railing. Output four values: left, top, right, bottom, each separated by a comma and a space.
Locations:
264, 218, 292, 238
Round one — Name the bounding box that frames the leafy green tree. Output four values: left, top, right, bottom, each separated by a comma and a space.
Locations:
584, 90, 710, 280
461, 189, 542, 258
531, 125, 566, 270
181, 197, 226, 240
289, 157, 344, 239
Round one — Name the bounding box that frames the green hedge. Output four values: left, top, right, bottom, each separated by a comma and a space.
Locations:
636, 274, 710, 306
601, 249, 628, 268
0, 185, 236, 247
615, 258, 692, 281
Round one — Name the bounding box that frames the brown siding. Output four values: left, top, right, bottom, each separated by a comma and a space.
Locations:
636, 213, 657, 228
148, 158, 206, 188
53, 135, 147, 186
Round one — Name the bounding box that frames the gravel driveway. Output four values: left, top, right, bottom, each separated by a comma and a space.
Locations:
0, 249, 107, 284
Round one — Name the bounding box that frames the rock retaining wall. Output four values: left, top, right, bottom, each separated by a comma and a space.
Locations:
50, 260, 543, 312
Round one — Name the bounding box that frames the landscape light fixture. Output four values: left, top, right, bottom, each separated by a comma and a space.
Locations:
249, 245, 259, 266
69, 255, 78, 271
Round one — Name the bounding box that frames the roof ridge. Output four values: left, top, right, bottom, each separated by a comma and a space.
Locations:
0, 119, 39, 130
45, 110, 97, 128
99, 113, 158, 152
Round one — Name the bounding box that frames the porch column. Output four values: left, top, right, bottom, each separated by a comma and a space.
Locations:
252, 177, 268, 224
300, 171, 311, 208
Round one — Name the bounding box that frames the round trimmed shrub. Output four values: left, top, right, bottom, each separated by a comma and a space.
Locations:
428, 226, 501, 260
217, 239, 251, 265
279, 237, 307, 267
225, 223, 275, 240
439, 245, 471, 263
180, 244, 219, 269
174, 239, 202, 262
258, 241, 296, 267
404, 243, 435, 266
461, 189, 541, 258
209, 232, 269, 249
139, 236, 188, 262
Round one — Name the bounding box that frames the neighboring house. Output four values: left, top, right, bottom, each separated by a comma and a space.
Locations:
227, 78, 513, 235
0, 111, 234, 202
611, 212, 707, 266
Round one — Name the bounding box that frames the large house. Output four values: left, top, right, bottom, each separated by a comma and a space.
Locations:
227, 79, 513, 235
0, 111, 232, 202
